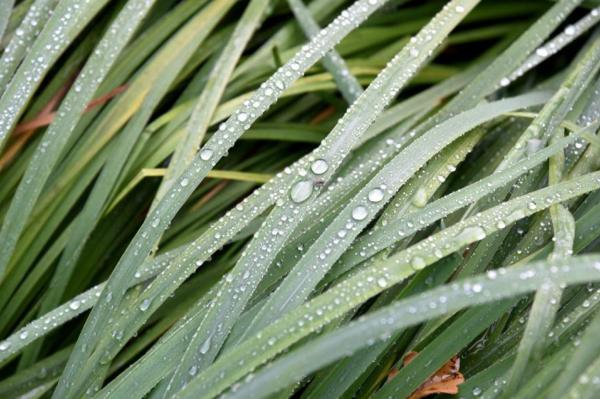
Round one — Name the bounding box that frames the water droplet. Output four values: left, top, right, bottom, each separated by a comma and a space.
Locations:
237, 112, 248, 122
377, 277, 388, 288
189, 365, 198, 376
200, 336, 212, 354
0, 342, 10, 351
352, 206, 368, 221
69, 300, 81, 310
368, 188, 384, 203
411, 256, 426, 270
412, 188, 428, 207
500, 78, 510, 87
310, 159, 328, 175
180, 178, 189, 187
200, 148, 214, 161
139, 299, 151, 312
20, 331, 28, 340
290, 180, 313, 203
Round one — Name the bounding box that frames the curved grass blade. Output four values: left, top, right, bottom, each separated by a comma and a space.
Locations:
237, 93, 548, 341
54, 1, 399, 396
153, 2, 481, 395
506, 6, 600, 85
0, 0, 158, 280
189, 255, 600, 399
173, 169, 600, 399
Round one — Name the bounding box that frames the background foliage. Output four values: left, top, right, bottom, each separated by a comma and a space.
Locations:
1, 0, 600, 398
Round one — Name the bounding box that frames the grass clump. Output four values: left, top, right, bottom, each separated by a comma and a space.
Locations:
1, 1, 600, 398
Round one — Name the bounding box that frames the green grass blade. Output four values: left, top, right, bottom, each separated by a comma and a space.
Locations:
174, 169, 600, 399
0, 0, 111, 152
54, 1, 398, 396
152, 0, 272, 208
287, 0, 363, 102
186, 255, 600, 399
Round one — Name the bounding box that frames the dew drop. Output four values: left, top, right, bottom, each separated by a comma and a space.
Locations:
139, 299, 151, 312
310, 159, 328, 175
180, 178, 189, 187
411, 256, 426, 270
69, 300, 81, 310
412, 188, 428, 208
237, 112, 248, 122
0, 342, 10, 351
368, 188, 384, 203
377, 277, 388, 288
290, 180, 313, 203
352, 206, 368, 221
200, 336, 212, 354
200, 148, 214, 161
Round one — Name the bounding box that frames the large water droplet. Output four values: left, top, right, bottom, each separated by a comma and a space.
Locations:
310, 159, 328, 175
412, 188, 428, 207
456, 226, 486, 242
139, 299, 151, 312
352, 206, 368, 221
200, 336, 212, 354
200, 148, 214, 161
368, 188, 384, 203
69, 300, 81, 310
290, 180, 313, 203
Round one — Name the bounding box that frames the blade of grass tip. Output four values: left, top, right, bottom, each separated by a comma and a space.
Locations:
0, 0, 58, 95
55, 0, 396, 396
151, 0, 272, 210
0, 0, 15, 41
191, 255, 600, 399
0, 0, 113, 153
507, 6, 600, 84
157, 2, 480, 395
175, 167, 600, 399
0, 247, 184, 364
287, 0, 363, 103
236, 92, 548, 343
0, 0, 157, 281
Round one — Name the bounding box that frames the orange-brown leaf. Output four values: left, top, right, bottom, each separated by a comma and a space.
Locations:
387, 351, 465, 399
